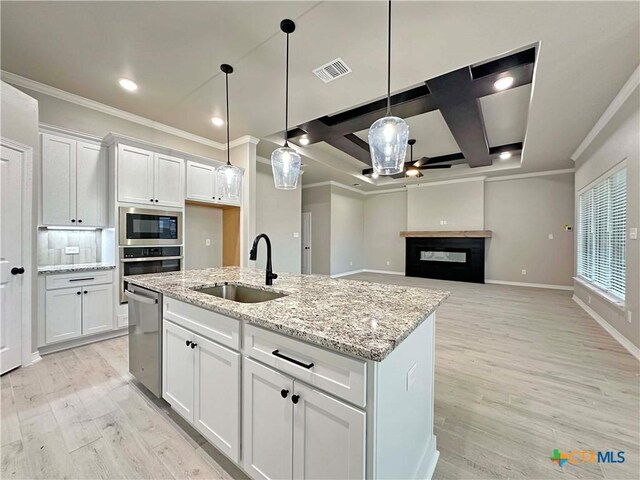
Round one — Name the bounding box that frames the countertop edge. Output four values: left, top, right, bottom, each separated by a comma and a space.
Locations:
37, 264, 117, 274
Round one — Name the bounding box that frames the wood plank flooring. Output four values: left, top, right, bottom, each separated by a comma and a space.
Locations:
1, 274, 638, 479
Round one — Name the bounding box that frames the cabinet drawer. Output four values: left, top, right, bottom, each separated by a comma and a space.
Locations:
164, 298, 240, 351
244, 324, 367, 408
45, 270, 114, 290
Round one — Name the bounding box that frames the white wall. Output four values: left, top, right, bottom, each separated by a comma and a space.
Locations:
364, 191, 407, 273
574, 84, 639, 349
184, 204, 223, 270
302, 185, 331, 275
330, 187, 364, 275
255, 161, 302, 274
407, 179, 484, 231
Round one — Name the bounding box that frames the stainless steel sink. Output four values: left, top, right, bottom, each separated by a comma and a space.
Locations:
192, 284, 287, 303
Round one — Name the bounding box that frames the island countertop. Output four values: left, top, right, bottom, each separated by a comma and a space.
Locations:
126, 267, 449, 361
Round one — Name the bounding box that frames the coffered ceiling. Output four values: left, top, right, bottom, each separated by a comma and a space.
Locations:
2, 1, 639, 190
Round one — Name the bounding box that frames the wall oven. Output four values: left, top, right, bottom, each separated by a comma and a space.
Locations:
120, 246, 182, 303
119, 207, 182, 246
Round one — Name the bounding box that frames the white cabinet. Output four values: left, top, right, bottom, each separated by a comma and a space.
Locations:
45, 287, 82, 343
162, 319, 242, 462
243, 358, 365, 480
41, 134, 107, 227
186, 161, 216, 202
243, 358, 294, 480
117, 145, 184, 207
82, 283, 114, 335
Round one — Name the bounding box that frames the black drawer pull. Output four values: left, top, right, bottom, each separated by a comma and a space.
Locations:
69, 277, 95, 282
272, 350, 314, 369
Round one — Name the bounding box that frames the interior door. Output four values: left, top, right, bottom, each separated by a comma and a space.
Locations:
243, 357, 294, 480
76, 141, 107, 227
301, 212, 312, 274
41, 134, 77, 225
154, 153, 184, 207
0, 145, 24, 374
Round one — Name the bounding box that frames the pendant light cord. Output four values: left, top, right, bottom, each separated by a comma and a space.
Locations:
284, 32, 290, 147
225, 71, 231, 165
386, 0, 392, 116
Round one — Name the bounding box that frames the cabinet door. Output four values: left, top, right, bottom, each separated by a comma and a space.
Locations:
154, 153, 184, 207
117, 144, 154, 205
41, 134, 77, 225
76, 142, 107, 227
82, 283, 113, 336
243, 358, 294, 480
186, 161, 216, 202
45, 287, 82, 344
293, 383, 366, 480
193, 334, 240, 462
163, 320, 194, 422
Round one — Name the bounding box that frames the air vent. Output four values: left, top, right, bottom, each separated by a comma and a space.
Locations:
313, 58, 352, 83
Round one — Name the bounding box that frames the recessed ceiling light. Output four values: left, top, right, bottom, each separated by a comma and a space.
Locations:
299, 136, 310, 146
494, 76, 514, 91
118, 78, 138, 92
499, 151, 512, 160
371, 172, 379, 179
211, 117, 224, 127
406, 168, 420, 177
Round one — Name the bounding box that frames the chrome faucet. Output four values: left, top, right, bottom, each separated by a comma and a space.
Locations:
249, 233, 278, 285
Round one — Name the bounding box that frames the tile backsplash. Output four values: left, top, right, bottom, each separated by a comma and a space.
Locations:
38, 229, 102, 266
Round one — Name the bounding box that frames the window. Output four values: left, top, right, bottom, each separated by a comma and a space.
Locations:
577, 167, 626, 300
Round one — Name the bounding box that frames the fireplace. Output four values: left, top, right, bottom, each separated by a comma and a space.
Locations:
403, 233, 490, 283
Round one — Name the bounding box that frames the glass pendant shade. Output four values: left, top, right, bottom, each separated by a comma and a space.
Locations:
368, 115, 409, 175
216, 163, 242, 202
271, 145, 301, 190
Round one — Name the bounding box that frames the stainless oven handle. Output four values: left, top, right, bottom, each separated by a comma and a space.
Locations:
120, 256, 183, 263
124, 289, 158, 305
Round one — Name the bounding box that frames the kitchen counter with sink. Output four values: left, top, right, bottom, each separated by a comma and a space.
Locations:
126, 266, 448, 479
126, 266, 448, 361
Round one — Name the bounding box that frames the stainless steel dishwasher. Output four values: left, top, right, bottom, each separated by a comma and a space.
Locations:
125, 283, 162, 397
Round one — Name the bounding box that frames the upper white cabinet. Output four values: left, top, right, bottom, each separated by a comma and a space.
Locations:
117, 144, 184, 207
41, 133, 107, 227
185, 160, 241, 206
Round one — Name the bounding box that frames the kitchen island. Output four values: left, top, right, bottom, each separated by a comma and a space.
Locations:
127, 267, 449, 480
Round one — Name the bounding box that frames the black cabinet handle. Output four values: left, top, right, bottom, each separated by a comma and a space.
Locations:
10, 267, 24, 275
280, 389, 289, 398
69, 277, 94, 282
83, 290, 88, 294
78, 219, 83, 223
190, 342, 197, 349
71, 219, 76, 223
291, 395, 300, 404
150, 199, 154, 202
76, 291, 81, 295
186, 340, 192, 347
154, 199, 159, 203
272, 350, 314, 369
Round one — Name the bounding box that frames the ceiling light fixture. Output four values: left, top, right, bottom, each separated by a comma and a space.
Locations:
499, 151, 512, 160
371, 172, 379, 179
299, 136, 310, 146
118, 78, 138, 92
271, 19, 301, 190
494, 76, 514, 91
368, 0, 409, 176
211, 117, 224, 127
405, 168, 420, 177
215, 64, 243, 202
405, 138, 421, 177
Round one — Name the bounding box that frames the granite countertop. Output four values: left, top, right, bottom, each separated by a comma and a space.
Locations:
38, 263, 116, 274
126, 267, 449, 362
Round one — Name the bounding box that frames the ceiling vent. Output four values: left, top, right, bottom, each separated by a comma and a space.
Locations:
313, 58, 352, 83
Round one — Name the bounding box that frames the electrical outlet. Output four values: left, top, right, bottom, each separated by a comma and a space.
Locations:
521, 269, 526, 275
349, 261, 353, 266
406, 363, 417, 391
444, 220, 448, 225
293, 232, 299, 238
386, 260, 390, 266
628, 311, 632, 323
630, 228, 638, 240
65, 246, 79, 255
548, 234, 554, 240
205, 239, 211, 246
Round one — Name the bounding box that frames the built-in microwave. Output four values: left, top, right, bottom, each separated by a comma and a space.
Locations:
119, 207, 182, 246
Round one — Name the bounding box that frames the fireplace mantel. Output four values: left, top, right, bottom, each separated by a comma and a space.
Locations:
400, 230, 492, 238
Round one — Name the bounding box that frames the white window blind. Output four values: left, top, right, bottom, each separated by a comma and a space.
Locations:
577, 167, 626, 299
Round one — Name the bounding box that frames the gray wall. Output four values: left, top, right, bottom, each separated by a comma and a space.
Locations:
407, 179, 485, 231
301, 185, 331, 275
330, 187, 364, 275
485, 174, 575, 285
364, 191, 407, 272
1, 81, 39, 355
184, 204, 223, 270
574, 86, 639, 349
255, 162, 302, 274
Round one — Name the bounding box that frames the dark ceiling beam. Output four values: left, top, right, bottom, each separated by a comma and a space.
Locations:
414, 152, 465, 167
300, 119, 373, 165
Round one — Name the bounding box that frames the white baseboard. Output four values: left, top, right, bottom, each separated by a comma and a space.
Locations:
331, 269, 365, 278
38, 328, 128, 356
485, 279, 574, 291
362, 269, 405, 276
30, 351, 42, 365
573, 295, 640, 360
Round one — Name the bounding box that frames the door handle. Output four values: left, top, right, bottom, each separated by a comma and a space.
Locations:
10, 267, 25, 275
124, 289, 158, 305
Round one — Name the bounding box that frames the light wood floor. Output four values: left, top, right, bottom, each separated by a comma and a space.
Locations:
1, 274, 638, 479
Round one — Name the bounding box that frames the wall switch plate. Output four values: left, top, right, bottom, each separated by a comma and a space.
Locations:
293, 232, 299, 238
407, 363, 417, 391
65, 246, 80, 255
548, 234, 554, 240
386, 260, 390, 266
521, 269, 526, 275
630, 228, 638, 240
205, 239, 211, 246
628, 311, 632, 323
349, 261, 353, 266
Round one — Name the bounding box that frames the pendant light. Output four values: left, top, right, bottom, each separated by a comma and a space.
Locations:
368, 0, 409, 175
271, 19, 301, 190
216, 64, 243, 202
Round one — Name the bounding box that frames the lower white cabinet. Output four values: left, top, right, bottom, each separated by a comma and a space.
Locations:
82, 284, 113, 335
162, 320, 241, 462
243, 358, 366, 480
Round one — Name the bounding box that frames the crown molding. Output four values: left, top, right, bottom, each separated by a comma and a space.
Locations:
303, 180, 405, 196
1, 70, 229, 150
406, 176, 487, 188
485, 168, 574, 182
229, 135, 260, 149
40, 122, 105, 145
571, 65, 640, 161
